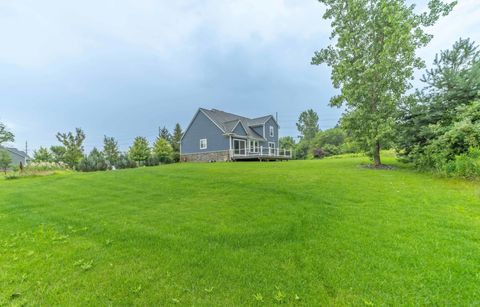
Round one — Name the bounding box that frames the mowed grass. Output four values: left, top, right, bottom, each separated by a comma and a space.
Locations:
1, 154, 480, 306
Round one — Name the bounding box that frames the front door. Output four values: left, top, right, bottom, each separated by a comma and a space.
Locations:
233, 139, 246, 155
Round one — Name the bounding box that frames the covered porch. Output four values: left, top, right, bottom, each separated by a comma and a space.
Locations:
229, 137, 292, 161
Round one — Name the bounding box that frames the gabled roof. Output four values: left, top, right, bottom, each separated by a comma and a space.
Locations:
181, 108, 279, 141
199, 108, 278, 140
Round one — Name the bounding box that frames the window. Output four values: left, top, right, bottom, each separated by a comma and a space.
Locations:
269, 126, 274, 137
249, 140, 259, 153
200, 138, 207, 150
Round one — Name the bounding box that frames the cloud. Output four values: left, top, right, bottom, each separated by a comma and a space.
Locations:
0, 0, 328, 68
418, 0, 480, 64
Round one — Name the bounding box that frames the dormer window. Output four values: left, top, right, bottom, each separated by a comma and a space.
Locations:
269, 126, 274, 137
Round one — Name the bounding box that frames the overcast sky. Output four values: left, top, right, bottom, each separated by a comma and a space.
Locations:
1, 0, 479, 153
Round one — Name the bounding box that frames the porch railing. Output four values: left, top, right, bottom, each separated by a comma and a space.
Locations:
230, 147, 292, 158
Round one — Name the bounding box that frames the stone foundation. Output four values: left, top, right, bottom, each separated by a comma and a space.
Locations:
181, 151, 230, 162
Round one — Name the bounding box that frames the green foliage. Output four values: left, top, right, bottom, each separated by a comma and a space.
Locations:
0, 122, 14, 145
153, 138, 173, 164
397, 38, 480, 178
77, 148, 108, 172
115, 153, 137, 169
0, 149, 12, 174
296, 109, 319, 141
312, 0, 455, 165
295, 139, 310, 160
159, 126, 172, 143
443, 148, 480, 179
171, 123, 183, 162
33, 146, 53, 162
279, 136, 296, 151
129, 137, 150, 165
56, 128, 86, 168
103, 136, 120, 166
50, 146, 67, 163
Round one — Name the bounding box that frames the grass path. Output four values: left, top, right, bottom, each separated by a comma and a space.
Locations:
1, 155, 479, 305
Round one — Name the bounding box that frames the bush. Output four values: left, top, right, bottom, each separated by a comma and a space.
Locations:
443, 148, 480, 179
115, 154, 137, 169
77, 148, 108, 172
145, 155, 160, 167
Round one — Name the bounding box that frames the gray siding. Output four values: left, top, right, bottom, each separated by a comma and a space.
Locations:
233, 123, 247, 136
1, 149, 27, 168
251, 126, 264, 137
264, 117, 279, 147
181, 110, 229, 154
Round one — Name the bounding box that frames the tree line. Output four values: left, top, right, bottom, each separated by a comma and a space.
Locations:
31, 123, 183, 172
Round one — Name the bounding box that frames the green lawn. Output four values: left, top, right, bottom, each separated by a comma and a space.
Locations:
1, 154, 479, 305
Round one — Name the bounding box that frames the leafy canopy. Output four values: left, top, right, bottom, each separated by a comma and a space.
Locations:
296, 109, 320, 141
33, 146, 53, 162
312, 0, 455, 165
56, 128, 86, 168
103, 136, 120, 165
0, 122, 14, 145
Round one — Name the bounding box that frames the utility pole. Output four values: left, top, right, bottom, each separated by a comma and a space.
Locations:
25, 141, 28, 156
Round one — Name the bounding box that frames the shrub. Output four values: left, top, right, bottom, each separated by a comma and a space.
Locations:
443, 148, 480, 179
77, 148, 108, 172
115, 154, 137, 169
145, 155, 160, 167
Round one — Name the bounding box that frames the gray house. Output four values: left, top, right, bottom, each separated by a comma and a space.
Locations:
180, 108, 292, 162
0, 147, 30, 168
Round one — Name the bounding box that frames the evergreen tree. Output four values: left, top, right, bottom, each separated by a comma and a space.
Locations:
171, 123, 182, 162
159, 126, 172, 142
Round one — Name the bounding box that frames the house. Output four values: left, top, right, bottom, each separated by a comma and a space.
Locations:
0, 146, 30, 168
180, 108, 292, 162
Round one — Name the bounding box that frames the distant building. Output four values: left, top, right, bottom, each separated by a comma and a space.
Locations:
180, 108, 292, 162
0, 146, 30, 167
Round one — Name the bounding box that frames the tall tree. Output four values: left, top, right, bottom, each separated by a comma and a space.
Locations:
171, 123, 183, 162
159, 126, 172, 142
0, 150, 12, 174
129, 137, 150, 165
103, 136, 120, 166
56, 128, 86, 168
312, 0, 455, 166
296, 109, 320, 141
0, 122, 14, 146
33, 146, 53, 162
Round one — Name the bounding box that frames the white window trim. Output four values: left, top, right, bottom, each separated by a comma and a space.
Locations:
269, 126, 274, 137
200, 138, 207, 150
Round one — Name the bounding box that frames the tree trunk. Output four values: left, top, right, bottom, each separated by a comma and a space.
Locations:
373, 141, 381, 167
